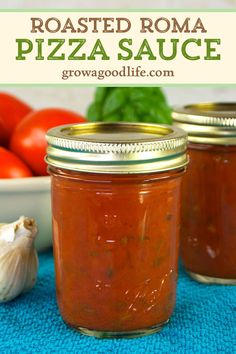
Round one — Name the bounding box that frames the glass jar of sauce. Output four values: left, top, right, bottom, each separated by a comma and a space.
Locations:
46, 122, 188, 338
173, 103, 236, 285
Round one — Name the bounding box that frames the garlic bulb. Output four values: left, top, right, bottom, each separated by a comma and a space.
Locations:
0, 216, 38, 303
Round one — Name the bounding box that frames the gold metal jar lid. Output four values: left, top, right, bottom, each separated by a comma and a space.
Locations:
46, 122, 188, 174
173, 102, 236, 145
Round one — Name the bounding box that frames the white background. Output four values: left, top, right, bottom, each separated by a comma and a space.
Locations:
0, 0, 235, 114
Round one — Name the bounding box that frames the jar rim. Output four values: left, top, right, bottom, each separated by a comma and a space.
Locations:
173, 102, 236, 146
46, 122, 188, 174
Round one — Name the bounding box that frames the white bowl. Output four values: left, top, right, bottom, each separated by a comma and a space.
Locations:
0, 176, 52, 252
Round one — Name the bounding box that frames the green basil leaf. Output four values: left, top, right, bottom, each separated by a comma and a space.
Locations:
87, 102, 100, 121
95, 87, 109, 104
103, 88, 125, 117
103, 113, 123, 122
87, 87, 171, 125
122, 105, 139, 122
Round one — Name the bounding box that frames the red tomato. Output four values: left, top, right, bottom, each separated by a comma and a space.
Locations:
0, 117, 8, 146
0, 92, 32, 142
0, 147, 33, 178
10, 108, 86, 176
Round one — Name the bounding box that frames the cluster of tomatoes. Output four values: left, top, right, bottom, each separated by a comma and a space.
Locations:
0, 92, 86, 178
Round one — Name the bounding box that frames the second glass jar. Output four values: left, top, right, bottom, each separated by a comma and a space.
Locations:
173, 103, 236, 285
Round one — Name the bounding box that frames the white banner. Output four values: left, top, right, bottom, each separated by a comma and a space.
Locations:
0, 10, 235, 84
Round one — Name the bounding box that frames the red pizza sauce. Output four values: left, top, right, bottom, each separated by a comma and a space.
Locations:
181, 143, 236, 281
50, 168, 184, 333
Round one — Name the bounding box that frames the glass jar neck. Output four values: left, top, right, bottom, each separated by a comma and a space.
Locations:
188, 142, 236, 152
48, 166, 186, 184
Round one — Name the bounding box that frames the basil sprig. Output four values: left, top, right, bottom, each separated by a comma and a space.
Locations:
87, 87, 172, 124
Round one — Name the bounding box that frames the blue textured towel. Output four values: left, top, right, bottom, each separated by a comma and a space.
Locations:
0, 251, 235, 353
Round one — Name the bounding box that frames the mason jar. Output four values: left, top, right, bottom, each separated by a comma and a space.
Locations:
173, 103, 236, 285
46, 122, 188, 338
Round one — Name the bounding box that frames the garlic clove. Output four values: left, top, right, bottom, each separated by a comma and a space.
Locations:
0, 249, 27, 302
24, 248, 38, 293
0, 216, 38, 303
